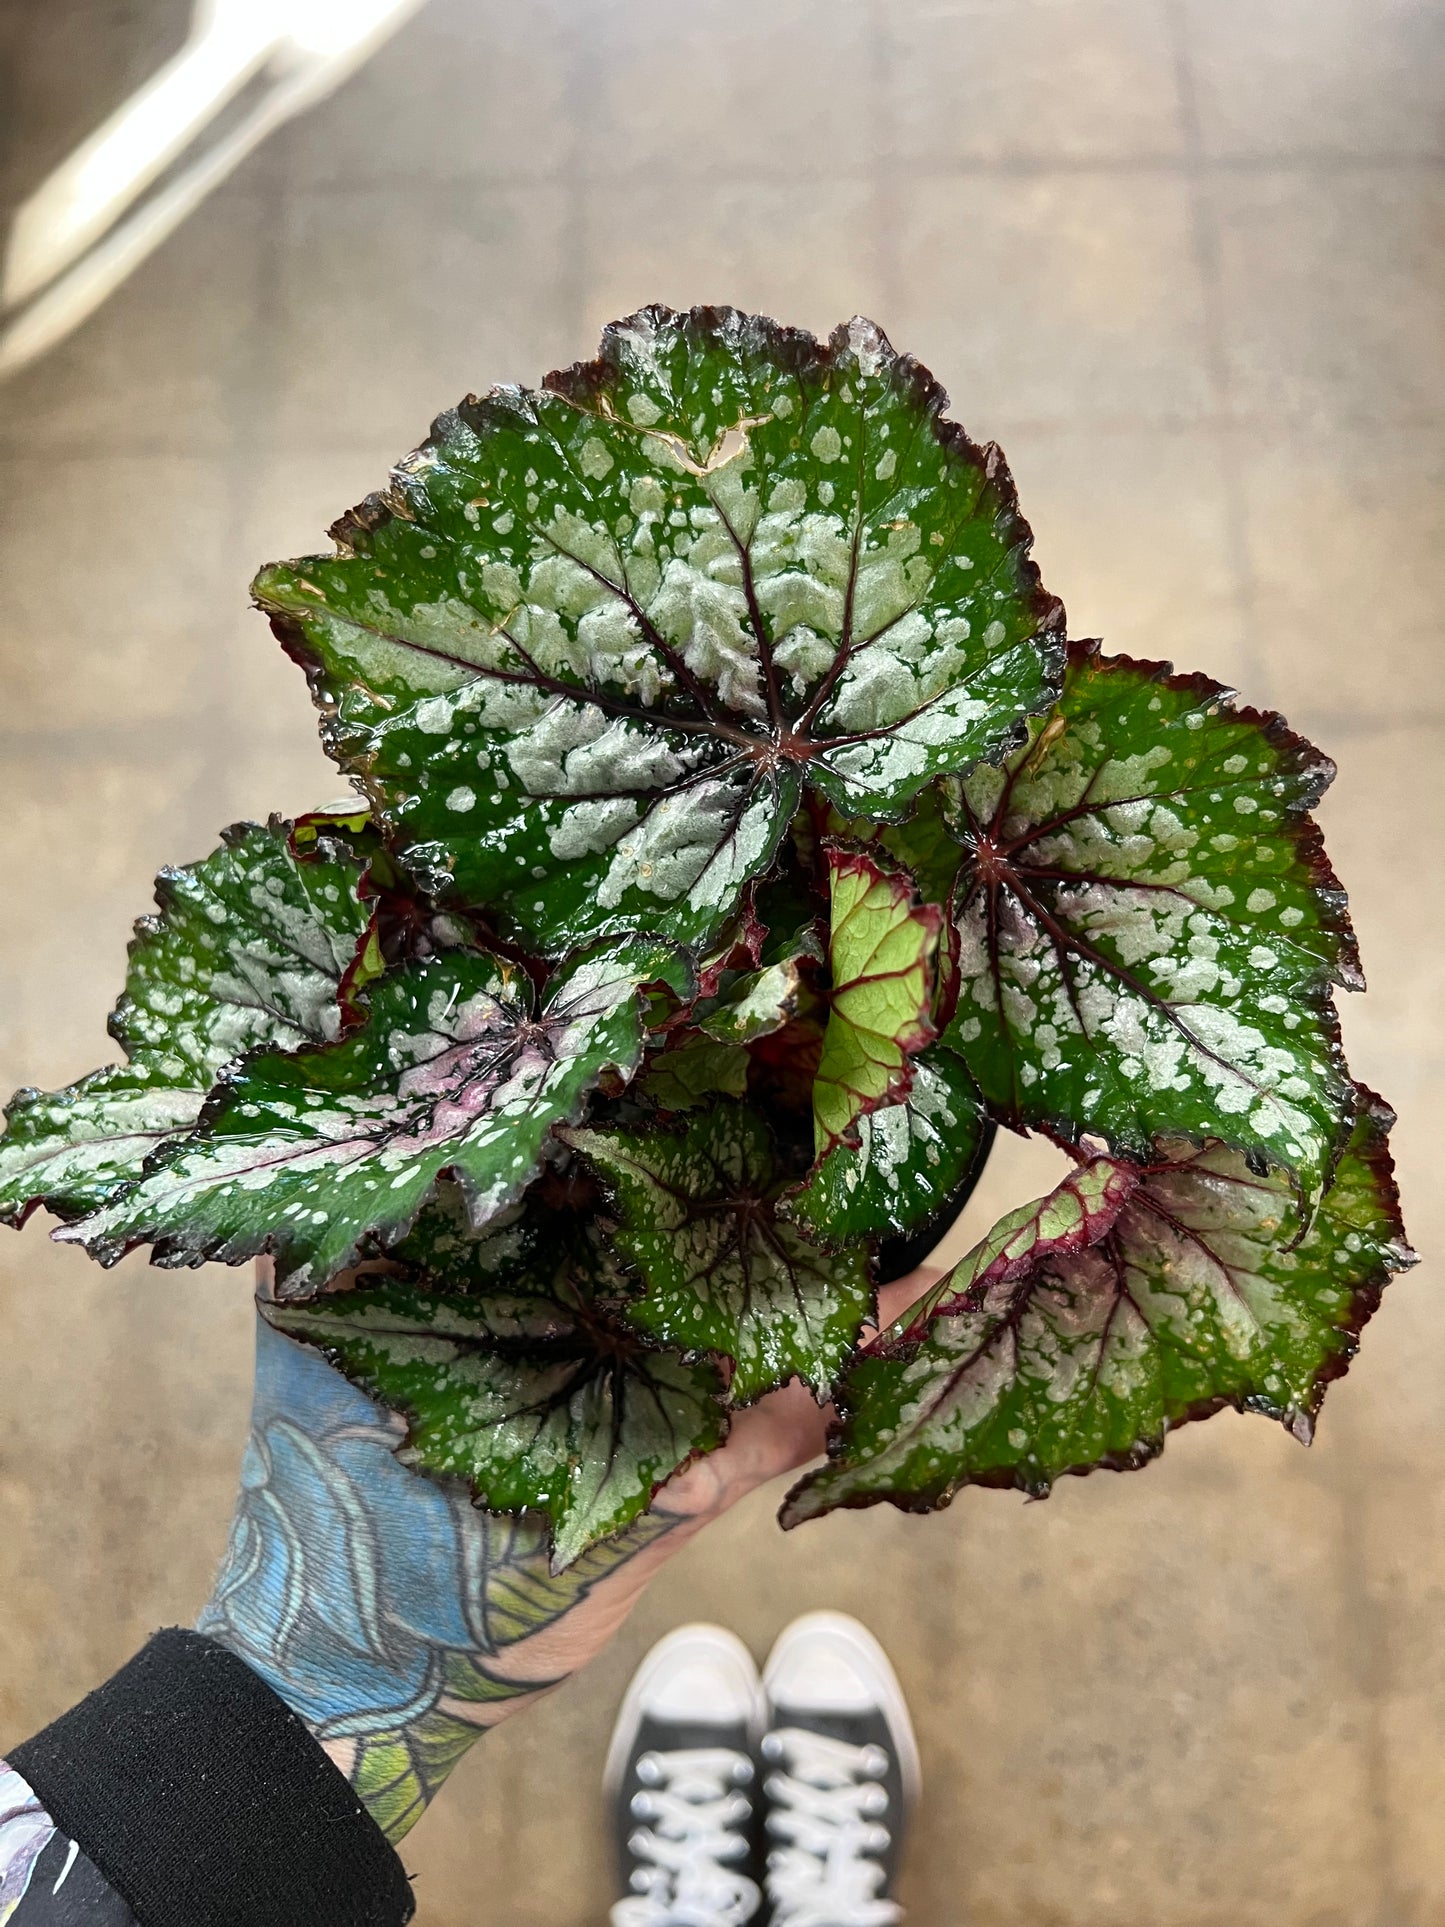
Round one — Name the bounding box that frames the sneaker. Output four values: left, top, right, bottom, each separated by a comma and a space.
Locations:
605, 1623, 767, 1927
760, 1612, 921, 1927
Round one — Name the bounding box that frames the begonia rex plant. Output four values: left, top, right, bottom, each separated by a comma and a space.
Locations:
0, 307, 1413, 1569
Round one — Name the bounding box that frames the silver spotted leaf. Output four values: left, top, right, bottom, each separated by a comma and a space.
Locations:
783, 1093, 1412, 1523
783, 1046, 992, 1253
942, 642, 1358, 1205
254, 306, 1063, 957
62, 937, 691, 1297
0, 820, 376, 1224
268, 1249, 726, 1571
563, 1099, 873, 1402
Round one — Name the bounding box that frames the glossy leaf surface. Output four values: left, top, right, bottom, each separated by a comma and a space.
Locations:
697, 945, 818, 1045
255, 306, 1062, 956
0, 822, 374, 1223
943, 644, 1357, 1200
814, 846, 941, 1155
565, 1101, 873, 1401
64, 938, 689, 1296
784, 1047, 991, 1250
784, 1096, 1411, 1523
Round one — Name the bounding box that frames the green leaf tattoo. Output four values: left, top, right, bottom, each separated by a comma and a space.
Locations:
565, 1101, 873, 1402
943, 643, 1357, 1202
268, 1263, 726, 1570
783, 1093, 1412, 1523
255, 306, 1062, 957
62, 937, 690, 1296
0, 821, 375, 1223
814, 845, 942, 1155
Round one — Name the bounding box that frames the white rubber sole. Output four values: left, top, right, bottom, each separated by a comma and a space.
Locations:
604, 1622, 767, 1797
762, 1610, 922, 1809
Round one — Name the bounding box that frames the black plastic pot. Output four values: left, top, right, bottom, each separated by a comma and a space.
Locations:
874, 1120, 997, 1286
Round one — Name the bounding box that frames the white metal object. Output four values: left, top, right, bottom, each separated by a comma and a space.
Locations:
1, 0, 425, 376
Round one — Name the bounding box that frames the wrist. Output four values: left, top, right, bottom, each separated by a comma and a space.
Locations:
202, 1317, 676, 1841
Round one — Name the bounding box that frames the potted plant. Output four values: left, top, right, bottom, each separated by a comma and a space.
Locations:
0, 305, 1412, 1569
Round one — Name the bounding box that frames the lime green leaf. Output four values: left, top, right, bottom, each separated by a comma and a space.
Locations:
943, 643, 1357, 1203
291, 799, 375, 852
62, 937, 691, 1297
783, 1046, 991, 1252
255, 306, 1062, 957
0, 821, 375, 1224
269, 1254, 726, 1570
783, 1093, 1412, 1523
563, 1101, 873, 1401
814, 846, 941, 1156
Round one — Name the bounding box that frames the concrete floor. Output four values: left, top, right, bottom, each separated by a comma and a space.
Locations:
0, 2, 1442, 1921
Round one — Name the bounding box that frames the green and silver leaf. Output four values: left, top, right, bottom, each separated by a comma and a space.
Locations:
564, 1100, 873, 1402
255, 306, 1063, 958
943, 643, 1357, 1202
269, 1265, 726, 1571
696, 948, 818, 1046
783, 1093, 1411, 1524
389, 1175, 634, 1319
63, 937, 691, 1297
0, 821, 375, 1223
784, 1046, 991, 1252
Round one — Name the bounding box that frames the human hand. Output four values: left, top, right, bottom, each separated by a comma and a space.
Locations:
198, 1266, 937, 1843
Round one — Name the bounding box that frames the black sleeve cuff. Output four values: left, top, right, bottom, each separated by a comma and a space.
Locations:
10, 1629, 415, 1927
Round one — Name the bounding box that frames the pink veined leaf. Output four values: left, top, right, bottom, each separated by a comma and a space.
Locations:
782, 1090, 1412, 1525
895, 1152, 1139, 1338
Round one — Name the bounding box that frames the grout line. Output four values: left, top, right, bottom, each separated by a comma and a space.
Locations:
868, 0, 901, 326
1163, 0, 1266, 708
252, 150, 1445, 196
1293, 1431, 1406, 1927
556, 0, 599, 360
184, 158, 297, 833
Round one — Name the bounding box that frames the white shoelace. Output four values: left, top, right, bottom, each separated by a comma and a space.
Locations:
611, 1745, 762, 1927
764, 1727, 902, 1927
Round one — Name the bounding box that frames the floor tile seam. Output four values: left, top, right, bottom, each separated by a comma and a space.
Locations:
233, 154, 1445, 203
1164, 0, 1267, 697
553, 1, 602, 369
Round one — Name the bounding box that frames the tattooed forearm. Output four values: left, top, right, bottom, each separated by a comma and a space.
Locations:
198, 1319, 675, 1841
